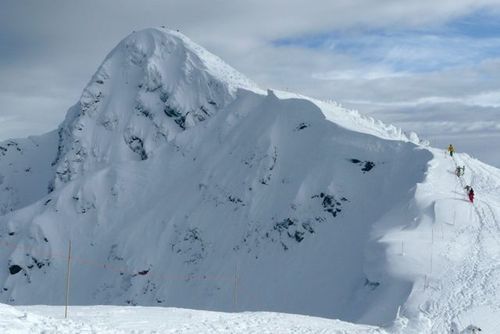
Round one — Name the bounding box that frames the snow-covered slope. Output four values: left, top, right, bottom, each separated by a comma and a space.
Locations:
0, 133, 58, 215
0, 27, 499, 333
2, 303, 384, 334
386, 151, 500, 333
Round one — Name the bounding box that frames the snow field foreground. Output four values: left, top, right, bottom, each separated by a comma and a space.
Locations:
5, 304, 383, 334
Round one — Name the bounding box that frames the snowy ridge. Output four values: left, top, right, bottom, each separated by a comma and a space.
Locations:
274, 90, 422, 144
360, 150, 500, 333
0, 28, 499, 333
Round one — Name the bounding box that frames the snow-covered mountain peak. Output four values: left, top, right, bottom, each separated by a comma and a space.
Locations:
110, 28, 262, 97
95, 27, 261, 109
52, 28, 262, 186
98, 27, 261, 100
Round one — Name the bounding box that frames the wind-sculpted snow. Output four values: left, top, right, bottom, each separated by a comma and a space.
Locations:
274, 91, 423, 145
1, 28, 499, 333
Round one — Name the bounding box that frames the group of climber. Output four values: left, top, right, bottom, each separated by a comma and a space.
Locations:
448, 144, 474, 203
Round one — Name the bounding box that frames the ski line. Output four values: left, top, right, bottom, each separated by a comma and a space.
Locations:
427, 153, 494, 332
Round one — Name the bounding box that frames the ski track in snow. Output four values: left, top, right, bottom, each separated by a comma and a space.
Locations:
424, 153, 500, 333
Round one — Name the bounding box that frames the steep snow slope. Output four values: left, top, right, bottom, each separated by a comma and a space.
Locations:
0, 86, 431, 323
0, 133, 58, 215
383, 151, 500, 333
0, 27, 499, 333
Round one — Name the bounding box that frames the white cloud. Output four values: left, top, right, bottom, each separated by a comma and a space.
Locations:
313, 68, 410, 80
465, 91, 500, 107
342, 90, 500, 109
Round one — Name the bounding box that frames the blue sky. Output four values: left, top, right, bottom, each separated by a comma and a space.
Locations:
274, 10, 500, 75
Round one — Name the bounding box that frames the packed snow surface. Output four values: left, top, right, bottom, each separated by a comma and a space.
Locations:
6, 304, 382, 333
0, 28, 499, 333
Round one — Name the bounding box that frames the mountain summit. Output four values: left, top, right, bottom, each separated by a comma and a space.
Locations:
1, 28, 500, 333
53, 28, 261, 186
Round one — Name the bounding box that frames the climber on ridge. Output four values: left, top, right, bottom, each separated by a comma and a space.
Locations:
465, 185, 474, 203
448, 144, 455, 157
455, 166, 465, 177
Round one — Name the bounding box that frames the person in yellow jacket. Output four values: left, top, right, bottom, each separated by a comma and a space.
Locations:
448, 144, 455, 157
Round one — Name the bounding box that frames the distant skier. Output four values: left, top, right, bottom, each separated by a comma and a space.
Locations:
455, 166, 465, 177
448, 144, 455, 157
465, 186, 474, 203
